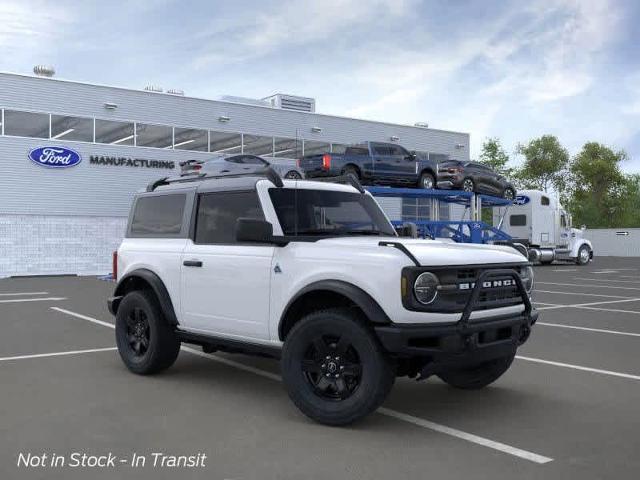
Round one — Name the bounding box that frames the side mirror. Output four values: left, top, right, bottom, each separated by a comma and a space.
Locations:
395, 222, 418, 238
236, 218, 279, 244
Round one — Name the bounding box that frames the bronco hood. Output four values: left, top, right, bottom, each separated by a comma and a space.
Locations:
316, 237, 528, 267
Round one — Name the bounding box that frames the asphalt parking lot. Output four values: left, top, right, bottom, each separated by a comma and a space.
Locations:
1, 257, 639, 480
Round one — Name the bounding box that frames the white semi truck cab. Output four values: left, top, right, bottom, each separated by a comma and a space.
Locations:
493, 190, 593, 265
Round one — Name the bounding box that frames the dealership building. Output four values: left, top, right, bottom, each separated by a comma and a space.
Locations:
0, 70, 470, 277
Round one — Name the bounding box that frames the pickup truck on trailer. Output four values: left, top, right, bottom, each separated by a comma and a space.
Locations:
299, 141, 440, 189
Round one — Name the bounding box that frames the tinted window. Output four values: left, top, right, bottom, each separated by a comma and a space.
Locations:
136, 123, 173, 149
304, 140, 330, 156
4, 110, 49, 138
210, 131, 242, 154
372, 144, 391, 155
388, 145, 409, 156
541, 196, 550, 206
195, 192, 264, 244
345, 146, 369, 156
51, 115, 94, 142
269, 189, 396, 236
331, 144, 348, 154
226, 155, 268, 165
173, 127, 208, 151
130, 194, 186, 236
510, 214, 527, 226
273, 137, 300, 158
243, 134, 274, 156
95, 119, 135, 145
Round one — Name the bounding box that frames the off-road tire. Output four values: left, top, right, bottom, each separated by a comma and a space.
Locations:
419, 172, 436, 189
115, 290, 180, 375
438, 353, 515, 390
281, 308, 395, 426
285, 170, 302, 180
576, 245, 591, 265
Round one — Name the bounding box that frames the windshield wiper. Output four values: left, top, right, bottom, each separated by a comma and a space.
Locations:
342, 230, 386, 236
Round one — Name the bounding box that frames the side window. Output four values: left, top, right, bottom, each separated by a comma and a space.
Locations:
372, 144, 390, 155
195, 191, 264, 244
388, 145, 409, 157
130, 194, 186, 236
560, 214, 567, 228
510, 214, 527, 227
541, 196, 550, 206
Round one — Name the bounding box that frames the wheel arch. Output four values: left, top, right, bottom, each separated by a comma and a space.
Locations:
112, 269, 178, 325
278, 280, 391, 341
419, 167, 436, 178
341, 163, 362, 178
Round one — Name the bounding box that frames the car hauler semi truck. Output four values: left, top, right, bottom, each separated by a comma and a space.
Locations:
493, 190, 593, 265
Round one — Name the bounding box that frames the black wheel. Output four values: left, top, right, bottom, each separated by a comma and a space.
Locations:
419, 172, 435, 189
438, 353, 515, 390
503, 187, 515, 200
285, 170, 302, 180
341, 165, 360, 180
281, 308, 394, 426
462, 178, 475, 192
576, 244, 591, 265
115, 290, 180, 375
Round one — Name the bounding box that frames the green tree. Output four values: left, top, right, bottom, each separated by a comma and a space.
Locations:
568, 143, 639, 227
514, 135, 569, 194
478, 137, 512, 175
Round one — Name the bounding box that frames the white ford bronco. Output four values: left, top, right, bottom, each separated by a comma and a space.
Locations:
109, 168, 537, 425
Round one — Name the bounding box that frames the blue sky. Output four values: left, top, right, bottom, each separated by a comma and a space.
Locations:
2, 0, 639, 171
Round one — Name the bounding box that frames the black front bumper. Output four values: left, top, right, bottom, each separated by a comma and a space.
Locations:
375, 310, 537, 365
375, 267, 537, 367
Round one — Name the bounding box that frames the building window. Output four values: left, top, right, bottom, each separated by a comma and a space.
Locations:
51, 115, 94, 142
510, 214, 527, 226
402, 198, 431, 222
243, 134, 274, 156
331, 143, 348, 154
173, 127, 208, 151
273, 137, 301, 158
209, 131, 242, 154
303, 140, 330, 156
136, 123, 173, 149
95, 119, 135, 145
3, 110, 49, 138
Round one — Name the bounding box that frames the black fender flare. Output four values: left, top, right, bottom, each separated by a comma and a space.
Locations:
111, 269, 178, 325
278, 280, 391, 340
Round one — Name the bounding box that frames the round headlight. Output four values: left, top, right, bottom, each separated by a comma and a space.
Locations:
521, 266, 534, 293
414, 272, 440, 305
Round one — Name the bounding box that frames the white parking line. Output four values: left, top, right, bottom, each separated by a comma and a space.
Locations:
0, 347, 116, 362
51, 307, 115, 329
0, 297, 67, 304
0, 291, 49, 296
537, 322, 640, 338
377, 408, 553, 464
552, 268, 576, 272
537, 281, 640, 291
573, 277, 640, 285
50, 308, 553, 464
516, 356, 640, 381
574, 306, 640, 315
535, 289, 632, 299
535, 298, 640, 311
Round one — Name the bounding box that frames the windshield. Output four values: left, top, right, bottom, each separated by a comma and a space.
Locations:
269, 188, 396, 237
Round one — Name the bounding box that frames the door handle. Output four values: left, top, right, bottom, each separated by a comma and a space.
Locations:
183, 260, 203, 267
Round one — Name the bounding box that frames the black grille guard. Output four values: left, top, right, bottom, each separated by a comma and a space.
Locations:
458, 268, 532, 332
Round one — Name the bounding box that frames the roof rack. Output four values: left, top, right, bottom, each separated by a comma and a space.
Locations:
146, 166, 284, 192
308, 173, 365, 193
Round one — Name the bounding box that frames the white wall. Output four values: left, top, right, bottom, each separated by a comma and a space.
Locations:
583, 228, 640, 257
0, 215, 126, 277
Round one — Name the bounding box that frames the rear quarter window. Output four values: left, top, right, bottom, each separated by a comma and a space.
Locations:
129, 194, 187, 237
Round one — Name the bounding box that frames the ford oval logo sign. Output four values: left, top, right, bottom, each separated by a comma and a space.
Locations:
514, 195, 530, 205
28, 146, 82, 168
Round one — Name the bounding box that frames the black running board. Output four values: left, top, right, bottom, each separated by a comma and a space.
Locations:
176, 329, 281, 359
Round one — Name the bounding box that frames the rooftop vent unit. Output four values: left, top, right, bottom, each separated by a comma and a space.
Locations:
167, 88, 184, 96
263, 94, 316, 113
144, 85, 163, 93
219, 95, 271, 107
33, 65, 55, 77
